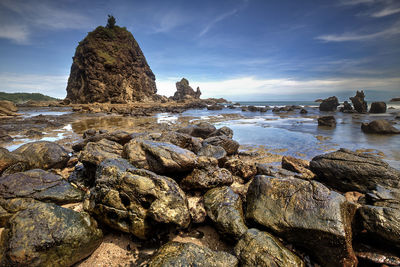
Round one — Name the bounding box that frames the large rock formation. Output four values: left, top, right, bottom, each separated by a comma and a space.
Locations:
66, 18, 157, 103
172, 78, 201, 101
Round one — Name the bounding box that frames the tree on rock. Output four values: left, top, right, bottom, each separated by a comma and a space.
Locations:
106, 15, 116, 28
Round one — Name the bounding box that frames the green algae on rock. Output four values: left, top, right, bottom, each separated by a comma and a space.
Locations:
235, 228, 305, 267
147, 241, 238, 267
66, 19, 157, 104
0, 201, 103, 267
87, 158, 190, 239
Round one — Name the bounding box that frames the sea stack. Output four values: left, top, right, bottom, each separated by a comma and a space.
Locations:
172, 78, 201, 101
65, 16, 157, 103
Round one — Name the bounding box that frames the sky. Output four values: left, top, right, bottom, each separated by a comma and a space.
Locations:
0, 0, 399, 101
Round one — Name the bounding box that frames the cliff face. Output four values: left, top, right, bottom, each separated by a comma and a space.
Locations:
172, 78, 201, 101
66, 25, 157, 103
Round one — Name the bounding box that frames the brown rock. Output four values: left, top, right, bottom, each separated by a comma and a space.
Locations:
66, 20, 157, 103
350, 90, 368, 113
172, 78, 201, 101
281, 156, 315, 179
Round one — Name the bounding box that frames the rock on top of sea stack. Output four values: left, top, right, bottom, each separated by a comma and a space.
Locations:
65, 16, 157, 104
172, 78, 202, 101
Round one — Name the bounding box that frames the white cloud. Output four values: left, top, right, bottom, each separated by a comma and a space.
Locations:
0, 24, 29, 44
371, 7, 400, 17
152, 10, 191, 33
199, 8, 239, 37
156, 76, 400, 99
316, 21, 400, 42
0, 73, 68, 99
0, 0, 91, 30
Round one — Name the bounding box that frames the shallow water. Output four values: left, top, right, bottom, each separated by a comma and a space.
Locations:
3, 105, 400, 169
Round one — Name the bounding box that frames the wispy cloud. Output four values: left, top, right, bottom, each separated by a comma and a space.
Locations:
0, 73, 68, 98
0, 24, 29, 44
316, 21, 400, 42
371, 7, 400, 17
157, 76, 400, 98
0, 0, 91, 43
199, 8, 239, 37
152, 10, 191, 33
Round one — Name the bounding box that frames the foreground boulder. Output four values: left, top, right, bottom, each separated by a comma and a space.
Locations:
0, 198, 38, 227
79, 139, 123, 167
350, 90, 368, 113
310, 148, 400, 193
204, 186, 247, 240
172, 78, 201, 101
0, 169, 84, 204
147, 242, 238, 267
0, 201, 102, 266
235, 228, 305, 267
65, 20, 157, 103
369, 102, 386, 113
246, 176, 357, 267
356, 186, 400, 250
361, 119, 400, 134
87, 158, 190, 239
208, 126, 234, 139
319, 96, 339, 111
0, 100, 19, 117
123, 140, 197, 175
14, 141, 69, 170
180, 157, 233, 190
318, 115, 336, 127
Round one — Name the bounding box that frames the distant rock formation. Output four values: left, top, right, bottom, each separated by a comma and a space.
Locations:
350, 90, 367, 113
319, 96, 339, 111
369, 102, 386, 113
65, 17, 157, 104
390, 97, 400, 102
172, 78, 201, 101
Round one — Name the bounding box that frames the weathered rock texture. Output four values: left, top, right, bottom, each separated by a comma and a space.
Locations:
246, 176, 357, 267
172, 78, 201, 101
235, 228, 305, 267
87, 158, 190, 239
147, 242, 238, 267
310, 148, 400, 193
66, 24, 157, 103
0, 201, 103, 267
361, 119, 400, 134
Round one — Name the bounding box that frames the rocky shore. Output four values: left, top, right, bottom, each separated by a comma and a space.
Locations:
0, 119, 399, 266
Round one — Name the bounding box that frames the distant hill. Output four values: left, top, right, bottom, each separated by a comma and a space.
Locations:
0, 92, 59, 103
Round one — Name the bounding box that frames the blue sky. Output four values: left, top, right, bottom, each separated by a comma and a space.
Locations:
0, 0, 399, 101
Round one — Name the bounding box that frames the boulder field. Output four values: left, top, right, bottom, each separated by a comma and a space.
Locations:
0, 122, 399, 266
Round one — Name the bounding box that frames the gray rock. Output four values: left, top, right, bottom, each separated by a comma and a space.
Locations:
204, 186, 247, 240
319, 96, 339, 111
180, 157, 233, 190
0, 169, 84, 205
235, 228, 305, 267
350, 90, 368, 113
203, 136, 239, 155
14, 141, 69, 170
160, 131, 202, 153
361, 119, 400, 134
246, 176, 357, 267
87, 158, 190, 239
123, 140, 197, 175
197, 144, 227, 164
147, 241, 238, 267
318, 115, 336, 127
224, 159, 257, 181
177, 122, 216, 139
0, 201, 102, 267
369, 102, 387, 113
208, 126, 234, 139
310, 148, 400, 193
